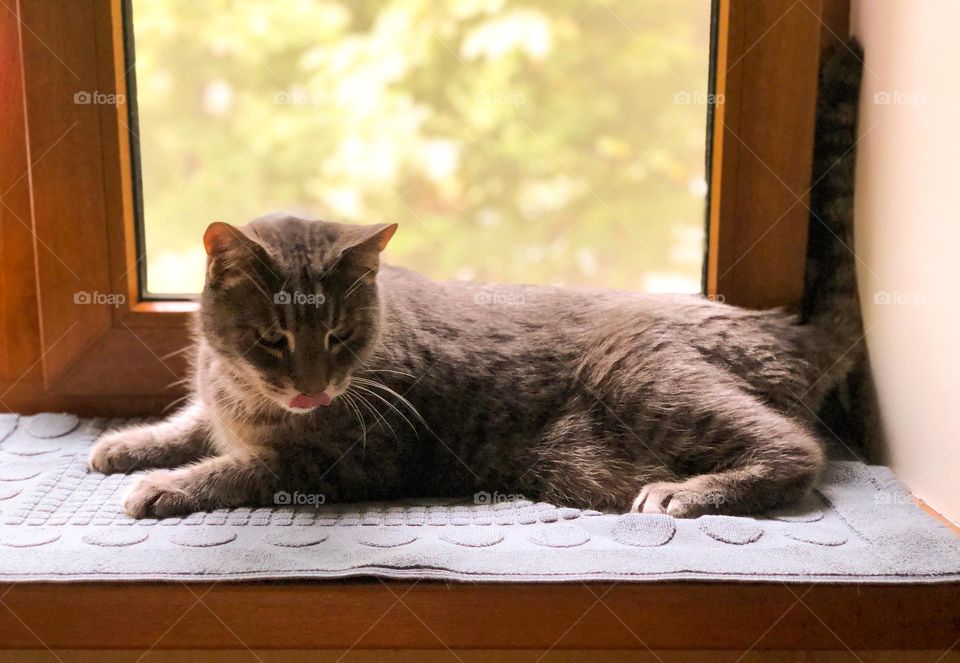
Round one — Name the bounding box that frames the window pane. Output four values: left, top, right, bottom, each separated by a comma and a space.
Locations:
129, 0, 713, 296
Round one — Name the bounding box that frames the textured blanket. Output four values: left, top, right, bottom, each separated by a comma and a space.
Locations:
0, 413, 958, 583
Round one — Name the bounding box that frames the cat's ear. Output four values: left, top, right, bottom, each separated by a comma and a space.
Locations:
203, 222, 272, 282
336, 223, 398, 279
343, 222, 398, 254
204, 222, 246, 256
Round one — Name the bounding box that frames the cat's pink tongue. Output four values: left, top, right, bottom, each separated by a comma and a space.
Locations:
289, 393, 332, 409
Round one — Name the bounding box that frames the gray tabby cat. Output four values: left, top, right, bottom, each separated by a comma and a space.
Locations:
90, 41, 864, 519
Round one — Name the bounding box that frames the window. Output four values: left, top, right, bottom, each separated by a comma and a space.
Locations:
127, 0, 713, 296
2, 0, 834, 413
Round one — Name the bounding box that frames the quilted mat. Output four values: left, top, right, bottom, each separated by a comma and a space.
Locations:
0, 413, 958, 583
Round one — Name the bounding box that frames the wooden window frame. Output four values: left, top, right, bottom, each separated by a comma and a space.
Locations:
4, 0, 957, 654
1, 0, 192, 416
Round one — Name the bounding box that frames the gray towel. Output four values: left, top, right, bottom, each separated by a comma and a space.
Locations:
1, 413, 958, 583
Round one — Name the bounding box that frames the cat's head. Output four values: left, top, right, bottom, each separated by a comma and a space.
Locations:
198, 214, 397, 414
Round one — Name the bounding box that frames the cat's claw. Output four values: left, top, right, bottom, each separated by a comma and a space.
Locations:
124, 470, 197, 519
631, 480, 719, 518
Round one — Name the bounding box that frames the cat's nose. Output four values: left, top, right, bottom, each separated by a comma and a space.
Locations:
289, 392, 332, 409
290, 365, 329, 399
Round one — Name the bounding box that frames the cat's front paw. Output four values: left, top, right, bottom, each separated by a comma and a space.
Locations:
124, 470, 198, 519
89, 428, 150, 474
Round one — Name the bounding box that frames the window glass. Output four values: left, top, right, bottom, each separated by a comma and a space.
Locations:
128, 0, 713, 295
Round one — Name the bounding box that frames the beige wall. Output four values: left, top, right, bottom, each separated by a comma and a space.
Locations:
851, 0, 960, 521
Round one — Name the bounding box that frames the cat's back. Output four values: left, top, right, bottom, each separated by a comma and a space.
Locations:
375, 264, 816, 377
378, 264, 659, 337
377, 264, 783, 331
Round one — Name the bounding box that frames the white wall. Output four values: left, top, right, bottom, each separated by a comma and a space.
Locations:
851, 0, 960, 521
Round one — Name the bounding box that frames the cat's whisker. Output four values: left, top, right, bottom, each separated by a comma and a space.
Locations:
351, 377, 428, 430
348, 388, 399, 444
358, 368, 416, 379
351, 383, 419, 438
161, 394, 192, 415
348, 388, 389, 435
340, 392, 367, 450
350, 396, 369, 449
343, 268, 377, 299
161, 346, 194, 361
238, 269, 275, 307
353, 386, 426, 436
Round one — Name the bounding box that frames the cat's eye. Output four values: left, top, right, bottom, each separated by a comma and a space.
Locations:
257, 329, 287, 350
327, 331, 350, 349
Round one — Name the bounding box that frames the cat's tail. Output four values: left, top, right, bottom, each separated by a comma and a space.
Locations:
801, 38, 864, 355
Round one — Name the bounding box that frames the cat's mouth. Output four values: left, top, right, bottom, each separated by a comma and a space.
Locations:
288, 392, 332, 410
240, 370, 341, 414
281, 380, 351, 413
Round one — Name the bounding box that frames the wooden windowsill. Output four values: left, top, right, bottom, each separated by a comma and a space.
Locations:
129, 300, 199, 315
1, 580, 958, 651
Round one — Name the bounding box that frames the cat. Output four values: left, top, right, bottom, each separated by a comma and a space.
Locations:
89, 40, 864, 520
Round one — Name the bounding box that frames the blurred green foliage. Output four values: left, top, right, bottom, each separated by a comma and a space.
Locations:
132, 0, 711, 294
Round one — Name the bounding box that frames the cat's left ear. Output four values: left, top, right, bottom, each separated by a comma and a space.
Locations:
344, 222, 398, 254
335, 222, 397, 285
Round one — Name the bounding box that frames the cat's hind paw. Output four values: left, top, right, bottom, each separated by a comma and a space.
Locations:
631, 479, 723, 518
